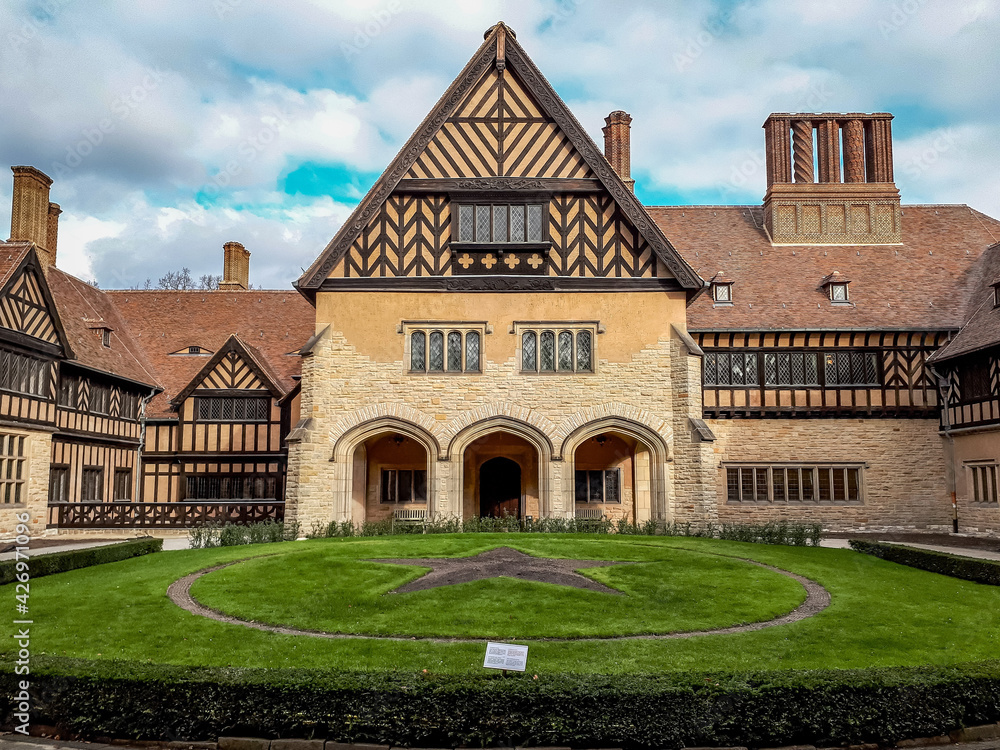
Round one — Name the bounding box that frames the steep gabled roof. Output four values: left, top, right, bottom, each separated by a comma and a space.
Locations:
297, 22, 702, 293
927, 242, 1000, 364
105, 289, 315, 418
650, 205, 1000, 331
169, 334, 286, 407
0, 242, 72, 356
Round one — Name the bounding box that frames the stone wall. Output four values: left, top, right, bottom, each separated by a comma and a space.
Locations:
707, 417, 952, 531
951, 427, 1000, 536
285, 291, 695, 531
0, 428, 52, 540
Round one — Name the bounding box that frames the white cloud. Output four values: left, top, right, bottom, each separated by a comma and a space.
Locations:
0, 0, 997, 290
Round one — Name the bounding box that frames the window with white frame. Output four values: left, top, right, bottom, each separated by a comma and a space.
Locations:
725, 464, 864, 504
516, 323, 596, 374
0, 433, 27, 504
406, 323, 485, 374
712, 282, 733, 303
968, 463, 998, 504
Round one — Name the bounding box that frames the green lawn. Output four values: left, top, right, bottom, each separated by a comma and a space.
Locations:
7, 534, 1000, 674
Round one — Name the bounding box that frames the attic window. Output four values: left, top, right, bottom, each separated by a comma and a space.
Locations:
100, 329, 111, 347
993, 280, 1000, 309
821, 272, 850, 304
188, 346, 203, 354
709, 272, 734, 306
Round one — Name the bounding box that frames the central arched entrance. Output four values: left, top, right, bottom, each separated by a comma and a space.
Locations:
479, 457, 521, 518
461, 431, 540, 519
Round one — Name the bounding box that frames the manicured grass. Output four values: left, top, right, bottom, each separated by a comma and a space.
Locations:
190, 537, 805, 638
5, 534, 1000, 674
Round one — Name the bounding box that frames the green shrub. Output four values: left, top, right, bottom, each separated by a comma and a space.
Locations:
0, 538, 162, 585
4, 657, 1000, 748
849, 540, 1000, 586
187, 521, 300, 549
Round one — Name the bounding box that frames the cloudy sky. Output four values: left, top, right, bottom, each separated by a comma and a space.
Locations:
2, 0, 998, 288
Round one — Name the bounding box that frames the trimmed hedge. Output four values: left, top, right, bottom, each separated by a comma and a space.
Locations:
849, 539, 1000, 586
3, 657, 1000, 748
0, 537, 162, 585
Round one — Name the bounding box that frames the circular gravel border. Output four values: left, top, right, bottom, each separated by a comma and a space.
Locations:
166, 549, 831, 643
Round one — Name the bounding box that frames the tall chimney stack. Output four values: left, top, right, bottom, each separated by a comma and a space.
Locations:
47, 202, 61, 263
10, 166, 57, 270
761, 113, 900, 246
603, 111, 635, 192
219, 241, 250, 290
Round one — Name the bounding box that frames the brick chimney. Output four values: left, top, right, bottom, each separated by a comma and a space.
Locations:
603, 111, 635, 192
762, 113, 900, 245
10, 166, 58, 269
219, 241, 250, 290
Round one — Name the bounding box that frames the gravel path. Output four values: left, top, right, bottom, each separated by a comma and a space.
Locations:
166, 548, 831, 642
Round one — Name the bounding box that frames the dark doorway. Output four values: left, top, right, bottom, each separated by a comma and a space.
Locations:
479, 457, 521, 518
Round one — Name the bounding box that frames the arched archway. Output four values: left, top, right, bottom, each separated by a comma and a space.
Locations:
561, 418, 671, 523
330, 418, 440, 523
479, 457, 522, 518
447, 417, 554, 520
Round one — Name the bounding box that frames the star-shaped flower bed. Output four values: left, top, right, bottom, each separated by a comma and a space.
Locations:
367, 546, 629, 595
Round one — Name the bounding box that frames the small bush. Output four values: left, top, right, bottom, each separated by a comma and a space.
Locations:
0, 538, 162, 585
187, 520, 300, 549
849, 539, 1000, 586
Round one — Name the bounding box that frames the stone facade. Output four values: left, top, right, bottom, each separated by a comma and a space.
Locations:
284, 291, 701, 532
0, 427, 52, 540
708, 418, 952, 532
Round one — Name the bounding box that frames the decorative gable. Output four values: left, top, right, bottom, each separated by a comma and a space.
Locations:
170, 335, 284, 408
298, 22, 702, 294
0, 248, 67, 354
406, 66, 594, 180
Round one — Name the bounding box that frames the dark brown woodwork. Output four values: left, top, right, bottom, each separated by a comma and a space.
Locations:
399, 178, 602, 192
48, 501, 285, 529
695, 329, 950, 419
317, 277, 687, 292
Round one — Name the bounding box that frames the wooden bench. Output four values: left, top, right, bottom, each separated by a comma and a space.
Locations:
392, 507, 427, 532
574, 507, 605, 520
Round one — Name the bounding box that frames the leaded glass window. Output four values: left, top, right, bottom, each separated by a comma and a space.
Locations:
458, 205, 475, 242
572, 469, 621, 503
520, 326, 596, 373
410, 332, 426, 371
558, 331, 574, 371
409, 327, 483, 374
576, 331, 592, 372
540, 331, 555, 372
447, 331, 463, 371
510, 205, 525, 242
824, 351, 878, 386
466, 332, 481, 372
522, 332, 537, 371
456, 203, 545, 243
763, 352, 820, 386
429, 331, 444, 371
527, 205, 543, 241
703, 352, 758, 386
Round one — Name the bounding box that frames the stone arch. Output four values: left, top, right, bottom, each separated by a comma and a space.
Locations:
560, 415, 672, 523
553, 403, 672, 459
330, 417, 442, 523
329, 403, 440, 451
438, 402, 556, 457
446, 416, 556, 519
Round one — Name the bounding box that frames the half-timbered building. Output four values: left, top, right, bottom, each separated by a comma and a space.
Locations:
1, 22, 997, 539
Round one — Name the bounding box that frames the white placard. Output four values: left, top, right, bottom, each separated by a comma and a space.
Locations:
483, 641, 528, 672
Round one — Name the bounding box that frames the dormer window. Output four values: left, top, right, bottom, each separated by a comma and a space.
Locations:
709, 272, 734, 306
992, 279, 1000, 309
101, 329, 111, 347
821, 271, 850, 304
188, 346, 203, 354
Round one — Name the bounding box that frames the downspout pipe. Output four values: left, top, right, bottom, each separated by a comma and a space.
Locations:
930, 365, 958, 533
